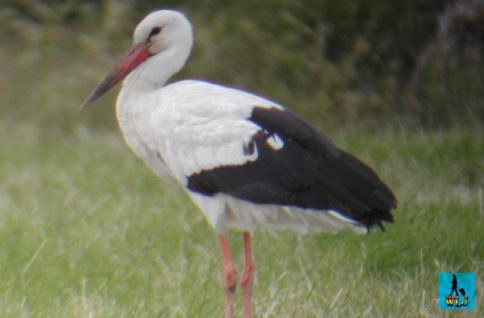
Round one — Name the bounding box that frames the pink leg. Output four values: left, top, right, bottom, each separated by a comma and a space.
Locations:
219, 235, 237, 318
240, 231, 255, 318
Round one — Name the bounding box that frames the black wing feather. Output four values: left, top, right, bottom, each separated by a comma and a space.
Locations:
187, 106, 397, 230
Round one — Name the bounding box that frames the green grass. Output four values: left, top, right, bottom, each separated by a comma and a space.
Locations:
1, 4, 483, 316
0, 120, 482, 317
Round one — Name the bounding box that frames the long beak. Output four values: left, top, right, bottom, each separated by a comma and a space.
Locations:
80, 43, 151, 109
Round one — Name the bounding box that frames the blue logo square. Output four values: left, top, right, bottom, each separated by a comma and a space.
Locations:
438, 272, 476, 310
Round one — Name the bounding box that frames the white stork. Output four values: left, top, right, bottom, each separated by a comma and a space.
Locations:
81, 10, 397, 318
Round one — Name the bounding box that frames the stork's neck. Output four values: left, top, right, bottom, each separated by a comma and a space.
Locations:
124, 51, 187, 100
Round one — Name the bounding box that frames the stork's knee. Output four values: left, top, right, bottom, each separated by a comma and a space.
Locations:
224, 266, 238, 292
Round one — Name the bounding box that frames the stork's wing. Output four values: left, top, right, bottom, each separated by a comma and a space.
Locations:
158, 102, 397, 230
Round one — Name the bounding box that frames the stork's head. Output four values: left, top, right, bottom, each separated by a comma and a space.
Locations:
81, 10, 193, 109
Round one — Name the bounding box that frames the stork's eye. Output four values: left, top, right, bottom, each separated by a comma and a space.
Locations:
148, 26, 162, 39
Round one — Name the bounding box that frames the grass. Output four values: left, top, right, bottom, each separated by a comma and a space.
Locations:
0, 119, 482, 317
0, 9, 482, 316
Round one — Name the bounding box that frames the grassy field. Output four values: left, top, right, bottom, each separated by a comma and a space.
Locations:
0, 118, 482, 317
0, 5, 482, 316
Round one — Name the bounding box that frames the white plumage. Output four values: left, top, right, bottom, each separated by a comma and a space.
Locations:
118, 77, 365, 233
81, 10, 396, 318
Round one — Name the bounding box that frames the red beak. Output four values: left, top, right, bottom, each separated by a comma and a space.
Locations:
80, 43, 151, 109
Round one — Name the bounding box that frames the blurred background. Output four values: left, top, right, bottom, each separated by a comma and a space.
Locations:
1, 0, 483, 132
0, 1, 482, 317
